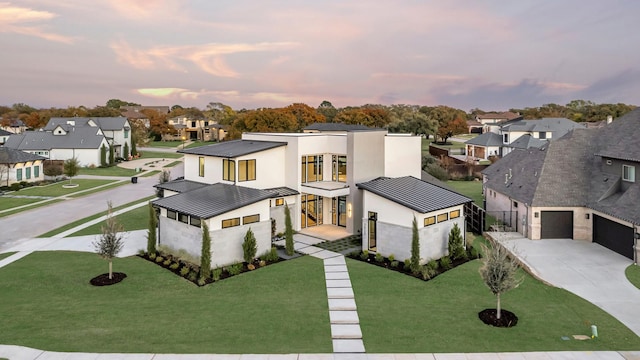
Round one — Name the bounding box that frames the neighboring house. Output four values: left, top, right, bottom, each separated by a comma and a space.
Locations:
466, 117, 585, 160
168, 116, 226, 142
44, 117, 132, 159
152, 126, 470, 267
0, 118, 28, 134
475, 111, 522, 133
4, 126, 110, 167
482, 108, 640, 262
0, 148, 46, 186
0, 129, 11, 145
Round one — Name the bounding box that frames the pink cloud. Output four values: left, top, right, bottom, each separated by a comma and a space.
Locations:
0, 2, 75, 43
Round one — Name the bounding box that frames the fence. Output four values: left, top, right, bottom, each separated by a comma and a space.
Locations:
485, 211, 519, 232
464, 202, 485, 234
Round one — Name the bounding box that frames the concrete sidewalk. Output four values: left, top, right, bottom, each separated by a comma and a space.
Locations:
491, 233, 640, 337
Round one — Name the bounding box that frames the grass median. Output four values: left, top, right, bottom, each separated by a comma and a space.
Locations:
0, 253, 331, 353
14, 179, 117, 197
349, 258, 640, 352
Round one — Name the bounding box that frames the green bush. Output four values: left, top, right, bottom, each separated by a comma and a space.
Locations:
169, 262, 180, 270
179, 267, 190, 276
197, 277, 207, 286
426, 163, 449, 181
447, 223, 465, 260
227, 263, 243, 276
420, 265, 437, 280
188, 270, 198, 281
163, 259, 172, 266
469, 246, 480, 259
440, 256, 452, 270
148, 252, 156, 260
360, 250, 369, 261
260, 247, 279, 262
242, 228, 257, 263
155, 256, 164, 263
375, 253, 384, 263
390, 260, 399, 268
403, 259, 412, 271
388, 254, 395, 262
10, 183, 21, 191
212, 268, 222, 281
427, 259, 439, 271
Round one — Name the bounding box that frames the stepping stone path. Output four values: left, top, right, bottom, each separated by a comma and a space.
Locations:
293, 237, 365, 354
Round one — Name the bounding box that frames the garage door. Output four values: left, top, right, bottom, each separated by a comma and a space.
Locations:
593, 215, 634, 260
541, 211, 573, 239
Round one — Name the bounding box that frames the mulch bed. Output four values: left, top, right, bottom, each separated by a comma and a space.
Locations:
90, 272, 127, 286
478, 308, 518, 327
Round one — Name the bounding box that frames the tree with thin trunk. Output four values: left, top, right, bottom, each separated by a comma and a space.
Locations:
479, 242, 523, 319
284, 203, 294, 256
448, 223, 465, 260
410, 216, 420, 273
93, 202, 124, 279
63, 157, 79, 184
200, 222, 211, 279
146, 202, 157, 255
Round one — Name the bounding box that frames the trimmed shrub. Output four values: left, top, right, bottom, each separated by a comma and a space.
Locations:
148, 252, 156, 260
360, 250, 369, 261
375, 253, 384, 263
410, 217, 420, 273
146, 202, 157, 254
179, 267, 190, 276
427, 259, 439, 272
163, 259, 172, 266
448, 223, 465, 260
242, 227, 257, 263
212, 268, 222, 281
188, 270, 198, 282
284, 203, 294, 256
200, 223, 212, 279
388, 254, 395, 262
169, 262, 180, 270
197, 277, 207, 286
228, 263, 243, 276
403, 259, 412, 271
390, 260, 399, 268
440, 256, 452, 270
155, 256, 164, 263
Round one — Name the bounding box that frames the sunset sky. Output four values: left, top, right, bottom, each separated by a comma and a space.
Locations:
2, 1, 639, 111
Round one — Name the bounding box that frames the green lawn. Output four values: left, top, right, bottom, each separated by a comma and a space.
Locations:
163, 161, 182, 168
348, 258, 640, 352
422, 138, 466, 153
0, 252, 331, 353
39, 196, 156, 237
447, 180, 484, 207
138, 151, 183, 159
625, 265, 640, 289
78, 166, 137, 177
0, 199, 65, 218
0, 252, 16, 261
186, 140, 217, 149
149, 140, 183, 148
0, 197, 46, 211
69, 204, 150, 236
15, 179, 116, 197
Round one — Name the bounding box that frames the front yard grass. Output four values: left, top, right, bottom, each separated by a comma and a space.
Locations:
0, 197, 46, 211
0, 252, 331, 354
78, 166, 137, 177
69, 204, 150, 236
14, 179, 117, 197
348, 258, 640, 352
0, 252, 16, 260
149, 140, 183, 148
625, 265, 640, 289
138, 151, 183, 159
446, 180, 484, 207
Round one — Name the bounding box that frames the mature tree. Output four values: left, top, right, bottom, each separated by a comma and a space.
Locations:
334, 107, 371, 126
143, 109, 173, 141
410, 217, 420, 273
436, 117, 467, 143
242, 108, 298, 133
123, 142, 130, 159
63, 158, 79, 184
106, 99, 140, 109
205, 102, 236, 125
23, 111, 47, 129
87, 106, 122, 117
317, 100, 338, 123
448, 223, 465, 260
100, 144, 107, 167
242, 227, 257, 263
43, 160, 63, 181
284, 203, 294, 256
361, 104, 391, 128
387, 104, 437, 137
200, 222, 212, 279
11, 103, 37, 114
146, 202, 157, 255
93, 201, 124, 279
479, 242, 523, 320
286, 103, 326, 130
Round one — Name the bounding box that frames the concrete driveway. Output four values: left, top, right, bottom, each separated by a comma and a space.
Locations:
493, 233, 640, 337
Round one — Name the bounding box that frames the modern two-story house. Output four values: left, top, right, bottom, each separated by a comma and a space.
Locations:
482, 108, 640, 262
153, 126, 471, 268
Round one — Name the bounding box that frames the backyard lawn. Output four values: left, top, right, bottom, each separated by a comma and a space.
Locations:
446, 180, 484, 207
13, 179, 118, 197
348, 258, 640, 352
78, 166, 137, 177
0, 253, 331, 354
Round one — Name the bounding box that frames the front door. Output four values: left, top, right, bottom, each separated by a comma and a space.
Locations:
368, 211, 377, 250
332, 196, 347, 227
301, 194, 323, 229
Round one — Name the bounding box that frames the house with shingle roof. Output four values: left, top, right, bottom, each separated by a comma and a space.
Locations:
0, 148, 46, 186
466, 117, 585, 160
45, 117, 132, 159
0, 129, 11, 145
482, 108, 640, 262
152, 124, 470, 267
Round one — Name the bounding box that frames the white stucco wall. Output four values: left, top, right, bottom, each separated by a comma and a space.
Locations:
4, 160, 44, 185
50, 148, 102, 167
384, 134, 421, 178
269, 195, 297, 235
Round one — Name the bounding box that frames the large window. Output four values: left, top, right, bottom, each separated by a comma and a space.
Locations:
238, 159, 256, 182
332, 155, 347, 182
190, 217, 201, 228
243, 214, 260, 225
16, 169, 22, 181
199, 157, 205, 177
222, 217, 240, 228
275, 198, 284, 206
623, 165, 636, 182
223, 159, 235, 182
301, 155, 323, 183
25, 167, 31, 179
34, 165, 39, 178
178, 213, 189, 224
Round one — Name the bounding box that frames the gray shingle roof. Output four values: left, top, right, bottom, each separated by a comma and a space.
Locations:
303, 123, 376, 131
501, 118, 585, 138
465, 132, 503, 146
152, 183, 273, 219
509, 134, 548, 150
0, 129, 12, 136
179, 139, 287, 158
0, 148, 46, 164
594, 108, 640, 162
265, 187, 299, 197
154, 179, 209, 193
4, 127, 106, 150
44, 117, 128, 131
356, 176, 471, 214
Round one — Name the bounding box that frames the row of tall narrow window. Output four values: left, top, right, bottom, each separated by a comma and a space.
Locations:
167, 210, 201, 227
424, 209, 460, 227
208, 158, 256, 182
301, 154, 347, 183
15, 166, 40, 181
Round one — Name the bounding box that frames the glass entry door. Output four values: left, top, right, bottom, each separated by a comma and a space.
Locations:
332, 196, 347, 227
301, 194, 323, 228
368, 212, 377, 250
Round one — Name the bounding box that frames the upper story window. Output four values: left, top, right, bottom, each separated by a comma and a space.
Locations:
124, 129, 129, 138
238, 159, 256, 182
301, 155, 323, 183
204, 121, 209, 127
332, 155, 347, 182
623, 164, 636, 182
223, 159, 235, 182
503, 133, 509, 143
199, 157, 205, 177
538, 131, 547, 140
191, 121, 196, 127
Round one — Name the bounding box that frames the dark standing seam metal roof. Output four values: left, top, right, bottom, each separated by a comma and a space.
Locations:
265, 187, 300, 197
0, 148, 46, 164
152, 183, 274, 219
154, 179, 209, 193
178, 140, 287, 158
356, 176, 471, 214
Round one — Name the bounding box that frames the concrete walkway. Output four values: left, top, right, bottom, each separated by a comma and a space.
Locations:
491, 233, 640, 337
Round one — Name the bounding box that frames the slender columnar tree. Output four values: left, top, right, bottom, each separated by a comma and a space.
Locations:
284, 203, 294, 256
242, 227, 257, 263
200, 222, 211, 279
410, 216, 420, 272
146, 202, 157, 255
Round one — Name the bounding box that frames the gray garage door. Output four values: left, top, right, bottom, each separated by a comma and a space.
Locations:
541, 211, 573, 239
593, 215, 634, 260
